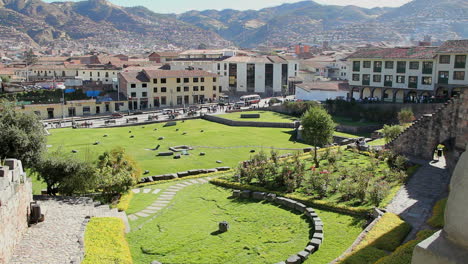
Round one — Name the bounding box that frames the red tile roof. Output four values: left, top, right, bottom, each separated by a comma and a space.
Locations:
143, 70, 217, 79
436, 40, 468, 54
347, 46, 437, 60
118, 71, 150, 83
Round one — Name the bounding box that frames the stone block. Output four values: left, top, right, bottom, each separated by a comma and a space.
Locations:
266, 193, 277, 202
252, 192, 266, 200
314, 225, 323, 234
308, 212, 318, 219
163, 121, 177, 127
188, 170, 202, 175
157, 152, 173, 156
274, 262, 286, 264
305, 245, 316, 253
240, 190, 251, 198
216, 166, 230, 171
233, 190, 241, 198
297, 250, 310, 261
275, 197, 287, 205
309, 238, 322, 250
286, 254, 302, 264
177, 171, 190, 177
313, 232, 324, 242
294, 202, 307, 213
206, 169, 218, 173
0, 167, 8, 178
283, 199, 297, 209
314, 220, 324, 227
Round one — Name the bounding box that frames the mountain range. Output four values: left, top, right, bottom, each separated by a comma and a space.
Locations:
0, 0, 467, 50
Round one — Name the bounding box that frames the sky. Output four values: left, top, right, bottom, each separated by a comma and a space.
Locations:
43, 0, 413, 14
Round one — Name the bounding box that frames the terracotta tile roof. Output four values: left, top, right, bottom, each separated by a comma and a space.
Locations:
347, 46, 437, 60
144, 70, 217, 79
296, 81, 349, 92
149, 52, 180, 57
436, 40, 468, 54
118, 71, 150, 83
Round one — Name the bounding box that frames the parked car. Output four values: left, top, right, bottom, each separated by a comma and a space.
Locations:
110, 112, 124, 119
163, 109, 173, 115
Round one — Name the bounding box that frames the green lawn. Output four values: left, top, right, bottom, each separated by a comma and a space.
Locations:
47, 119, 310, 178
368, 138, 386, 146
219, 111, 299, 123
126, 183, 364, 264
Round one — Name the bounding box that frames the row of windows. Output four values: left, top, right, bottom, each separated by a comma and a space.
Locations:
152, 77, 216, 84
353, 71, 465, 85
353, 61, 434, 73
439, 55, 467, 68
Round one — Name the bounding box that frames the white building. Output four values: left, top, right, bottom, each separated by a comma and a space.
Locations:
295, 81, 349, 102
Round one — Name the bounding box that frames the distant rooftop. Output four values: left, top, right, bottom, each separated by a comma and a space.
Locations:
436, 40, 468, 54
347, 46, 438, 60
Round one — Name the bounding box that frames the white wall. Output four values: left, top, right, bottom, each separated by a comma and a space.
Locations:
255, 63, 266, 93
295, 86, 348, 102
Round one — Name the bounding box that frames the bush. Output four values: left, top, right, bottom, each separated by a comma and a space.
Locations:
382, 125, 403, 144
427, 198, 447, 228
114, 191, 134, 212
367, 181, 390, 206
339, 213, 411, 264
82, 217, 132, 264
398, 108, 415, 125
375, 229, 437, 264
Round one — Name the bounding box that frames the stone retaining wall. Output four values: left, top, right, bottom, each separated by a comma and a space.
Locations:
0, 159, 33, 264
232, 190, 323, 264
139, 167, 231, 184
203, 114, 296, 129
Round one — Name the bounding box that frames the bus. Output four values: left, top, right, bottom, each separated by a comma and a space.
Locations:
240, 94, 261, 105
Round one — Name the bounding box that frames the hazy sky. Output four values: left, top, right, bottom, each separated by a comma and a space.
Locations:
43, 0, 413, 13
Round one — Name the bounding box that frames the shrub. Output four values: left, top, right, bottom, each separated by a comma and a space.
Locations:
367, 181, 390, 206
82, 217, 132, 264
427, 198, 447, 228
115, 191, 134, 212
398, 108, 415, 125
382, 125, 403, 144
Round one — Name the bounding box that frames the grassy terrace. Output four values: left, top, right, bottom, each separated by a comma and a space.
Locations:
219, 110, 299, 123
47, 119, 310, 177
126, 183, 364, 264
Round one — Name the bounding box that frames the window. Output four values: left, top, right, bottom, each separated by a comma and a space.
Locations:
153, 78, 157, 84
201, 86, 205, 91
352, 74, 360, 81
384, 75, 393, 86
362, 74, 370, 85
396, 75, 405, 83
130, 83, 136, 88
153, 88, 158, 93
217, 63, 220, 70
193, 86, 199, 91
142, 92, 147, 97
374, 61, 382, 72
438, 71, 449, 84
455, 55, 466, 68
201, 77, 205, 82
397, 61, 406, 73
131, 92, 137, 97
219, 86, 222, 92
409, 76, 418, 88
142, 83, 147, 88
363, 61, 371, 68
176, 87, 181, 92
184, 86, 189, 92
161, 96, 167, 105
385, 61, 394, 69
439, 55, 450, 64
409, 61, 419, 70
352, 61, 360, 72
213, 86, 217, 91
161, 87, 167, 93
193, 77, 199, 83
454, 71, 465, 80
224, 64, 227, 71
161, 78, 167, 83
177, 78, 181, 83
177, 96, 183, 105
373, 75, 381, 82
422, 77, 432, 85
422, 61, 433, 74
184, 78, 189, 83
213, 77, 217, 82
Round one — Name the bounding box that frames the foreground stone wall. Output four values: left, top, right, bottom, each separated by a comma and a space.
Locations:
202, 114, 297, 129
0, 159, 33, 264
388, 92, 468, 171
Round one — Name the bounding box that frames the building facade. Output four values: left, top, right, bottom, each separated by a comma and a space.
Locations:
119, 69, 219, 110
347, 40, 468, 103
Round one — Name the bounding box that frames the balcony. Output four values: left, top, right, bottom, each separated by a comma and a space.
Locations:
362, 80, 370, 86
384, 81, 393, 87
408, 82, 418, 89
455, 62, 466, 69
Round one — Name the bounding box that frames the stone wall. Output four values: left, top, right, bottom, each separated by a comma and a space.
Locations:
202, 114, 297, 129
360, 103, 444, 120
0, 159, 33, 264
388, 92, 468, 172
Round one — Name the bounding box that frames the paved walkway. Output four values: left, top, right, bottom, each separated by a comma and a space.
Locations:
128, 177, 213, 229
9, 197, 128, 264
386, 157, 451, 242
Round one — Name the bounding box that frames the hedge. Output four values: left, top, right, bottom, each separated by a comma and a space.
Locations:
209, 178, 371, 216
82, 217, 133, 264
338, 213, 411, 264
427, 198, 447, 228
114, 191, 134, 212
375, 229, 437, 264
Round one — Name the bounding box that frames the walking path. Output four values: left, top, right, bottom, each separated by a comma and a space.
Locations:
386, 157, 451, 242
9, 197, 128, 264
128, 177, 213, 229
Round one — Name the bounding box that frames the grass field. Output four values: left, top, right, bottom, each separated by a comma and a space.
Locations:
126, 183, 364, 264
47, 119, 311, 177
219, 111, 299, 123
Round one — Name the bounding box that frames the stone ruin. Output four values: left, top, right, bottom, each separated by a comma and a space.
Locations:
0, 159, 33, 264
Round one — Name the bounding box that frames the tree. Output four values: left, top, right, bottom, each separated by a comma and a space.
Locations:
0, 75, 10, 83
382, 125, 403, 144
398, 108, 415, 125
96, 147, 141, 197
0, 100, 46, 167
301, 106, 336, 168
24, 48, 38, 66
35, 150, 98, 196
